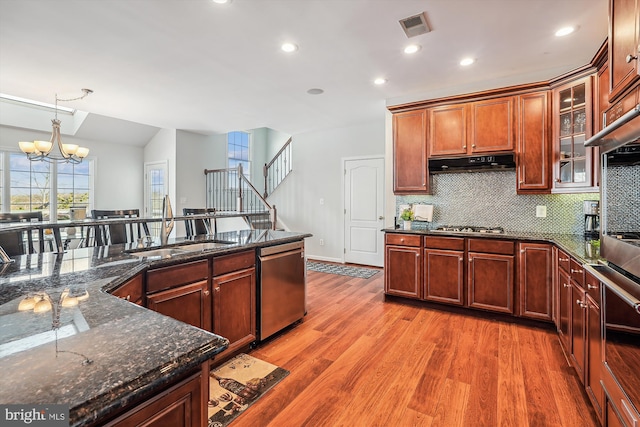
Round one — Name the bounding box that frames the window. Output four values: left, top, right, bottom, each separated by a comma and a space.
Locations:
2, 150, 93, 221
228, 131, 250, 186
57, 161, 91, 220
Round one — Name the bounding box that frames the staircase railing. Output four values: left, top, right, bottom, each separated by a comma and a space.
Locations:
263, 137, 292, 198
204, 164, 277, 229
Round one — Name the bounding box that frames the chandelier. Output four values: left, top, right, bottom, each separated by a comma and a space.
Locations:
18, 88, 93, 164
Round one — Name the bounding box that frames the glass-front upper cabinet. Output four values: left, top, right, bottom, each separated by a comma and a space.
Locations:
552, 75, 598, 193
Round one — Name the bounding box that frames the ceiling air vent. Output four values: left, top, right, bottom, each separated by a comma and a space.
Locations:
399, 12, 431, 38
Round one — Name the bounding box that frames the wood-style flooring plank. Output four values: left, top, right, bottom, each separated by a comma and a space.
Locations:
229, 269, 599, 427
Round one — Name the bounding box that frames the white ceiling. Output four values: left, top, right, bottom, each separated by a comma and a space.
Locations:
0, 0, 608, 139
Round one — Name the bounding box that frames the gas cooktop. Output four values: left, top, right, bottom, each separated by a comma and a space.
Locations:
434, 226, 505, 234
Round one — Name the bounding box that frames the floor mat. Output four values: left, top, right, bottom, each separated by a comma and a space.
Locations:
306, 261, 380, 279
208, 353, 289, 427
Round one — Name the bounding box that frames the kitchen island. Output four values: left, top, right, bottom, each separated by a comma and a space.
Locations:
0, 229, 310, 427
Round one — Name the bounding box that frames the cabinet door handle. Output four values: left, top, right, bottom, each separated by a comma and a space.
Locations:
203, 290, 210, 296
587, 284, 598, 290
576, 299, 587, 308
563, 283, 570, 288
214, 287, 220, 292
627, 54, 638, 63
559, 258, 569, 262
571, 268, 583, 274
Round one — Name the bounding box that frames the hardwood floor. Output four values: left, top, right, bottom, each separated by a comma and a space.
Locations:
233, 269, 599, 426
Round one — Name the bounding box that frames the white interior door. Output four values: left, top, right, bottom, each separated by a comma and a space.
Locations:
344, 157, 384, 267
144, 161, 168, 237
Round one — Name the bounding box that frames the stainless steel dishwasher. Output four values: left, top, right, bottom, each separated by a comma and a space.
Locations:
258, 240, 306, 341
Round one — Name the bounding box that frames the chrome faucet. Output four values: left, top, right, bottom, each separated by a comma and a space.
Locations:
160, 194, 174, 245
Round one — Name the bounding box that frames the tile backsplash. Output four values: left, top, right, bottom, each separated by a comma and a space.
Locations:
396, 171, 598, 234
605, 164, 640, 232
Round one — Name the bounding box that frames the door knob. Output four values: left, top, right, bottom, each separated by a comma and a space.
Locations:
627, 54, 638, 63
379, 216, 384, 220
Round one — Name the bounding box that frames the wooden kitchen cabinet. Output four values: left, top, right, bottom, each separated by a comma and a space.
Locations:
146, 259, 212, 331
212, 250, 256, 357
385, 234, 422, 299
112, 274, 144, 306
467, 238, 515, 314
585, 276, 604, 423
516, 91, 551, 193
104, 364, 206, 427
423, 236, 465, 305
571, 281, 587, 383
393, 109, 429, 194
429, 96, 515, 157
608, 0, 640, 101
147, 280, 212, 331
517, 242, 553, 321
552, 75, 598, 193
557, 268, 572, 353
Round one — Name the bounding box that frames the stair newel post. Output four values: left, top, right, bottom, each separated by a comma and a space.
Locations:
237, 163, 243, 212
263, 163, 268, 199
270, 205, 277, 230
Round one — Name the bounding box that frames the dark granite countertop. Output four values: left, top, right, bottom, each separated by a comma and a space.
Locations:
0, 229, 311, 426
384, 228, 602, 265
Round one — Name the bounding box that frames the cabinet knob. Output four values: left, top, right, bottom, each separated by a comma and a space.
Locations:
627, 54, 638, 63
124, 295, 131, 301
214, 287, 220, 292
519, 180, 524, 184
459, 257, 463, 261
463, 145, 467, 149
563, 283, 570, 288
471, 144, 476, 148
555, 178, 562, 183
520, 249, 525, 254
400, 238, 404, 243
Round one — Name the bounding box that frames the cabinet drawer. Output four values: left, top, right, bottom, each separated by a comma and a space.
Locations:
112, 274, 144, 305
557, 248, 570, 273
385, 233, 421, 247
467, 238, 514, 255
425, 236, 464, 250
585, 271, 601, 307
214, 250, 255, 276
147, 259, 209, 293
570, 258, 585, 286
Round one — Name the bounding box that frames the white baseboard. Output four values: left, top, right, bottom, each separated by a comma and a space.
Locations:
306, 255, 343, 264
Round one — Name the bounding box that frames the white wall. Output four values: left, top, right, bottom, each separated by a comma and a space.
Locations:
175, 130, 226, 236
0, 125, 145, 212
268, 119, 385, 262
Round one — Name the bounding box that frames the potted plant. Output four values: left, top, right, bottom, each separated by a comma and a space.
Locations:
400, 208, 414, 230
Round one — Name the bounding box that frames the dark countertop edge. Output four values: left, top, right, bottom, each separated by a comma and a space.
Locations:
71, 335, 229, 427
383, 228, 600, 265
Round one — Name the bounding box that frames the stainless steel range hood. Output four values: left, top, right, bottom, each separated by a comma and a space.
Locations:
585, 104, 640, 153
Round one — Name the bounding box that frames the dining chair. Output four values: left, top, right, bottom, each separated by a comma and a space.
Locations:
183, 208, 215, 237
91, 209, 150, 245
0, 211, 46, 255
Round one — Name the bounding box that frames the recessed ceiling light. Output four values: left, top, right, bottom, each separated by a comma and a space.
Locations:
555, 26, 575, 37
404, 44, 421, 54
374, 78, 387, 85
212, 0, 232, 4
281, 43, 298, 53
307, 88, 324, 95
460, 57, 475, 66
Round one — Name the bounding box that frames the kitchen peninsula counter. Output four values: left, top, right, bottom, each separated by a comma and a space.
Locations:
0, 229, 311, 426
384, 228, 602, 265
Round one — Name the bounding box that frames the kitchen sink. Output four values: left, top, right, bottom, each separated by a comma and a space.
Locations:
128, 247, 191, 259
176, 240, 235, 251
